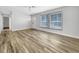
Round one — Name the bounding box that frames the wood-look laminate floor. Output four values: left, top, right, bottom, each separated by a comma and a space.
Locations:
0, 29, 79, 53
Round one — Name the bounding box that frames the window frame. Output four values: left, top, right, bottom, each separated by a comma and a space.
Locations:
38, 11, 63, 30
39, 14, 49, 28
49, 11, 63, 30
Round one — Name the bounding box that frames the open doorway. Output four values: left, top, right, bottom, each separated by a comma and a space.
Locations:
3, 16, 9, 30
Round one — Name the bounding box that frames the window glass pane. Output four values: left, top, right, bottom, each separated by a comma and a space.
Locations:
41, 15, 48, 22
53, 22, 62, 27
53, 22, 58, 26
51, 13, 62, 21
50, 13, 62, 29
57, 13, 62, 21
51, 14, 57, 21
40, 22, 48, 27
40, 15, 48, 27
57, 22, 62, 27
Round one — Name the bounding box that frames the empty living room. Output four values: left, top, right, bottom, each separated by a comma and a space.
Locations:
0, 6, 79, 53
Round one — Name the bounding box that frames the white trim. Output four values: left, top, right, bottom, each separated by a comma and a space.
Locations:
50, 31, 79, 39
12, 27, 31, 31
34, 28, 79, 39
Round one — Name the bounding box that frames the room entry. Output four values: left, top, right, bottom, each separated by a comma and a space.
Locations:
3, 16, 9, 30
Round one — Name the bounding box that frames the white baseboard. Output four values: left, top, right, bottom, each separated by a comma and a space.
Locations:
34, 28, 79, 39
51, 31, 79, 39
12, 27, 31, 31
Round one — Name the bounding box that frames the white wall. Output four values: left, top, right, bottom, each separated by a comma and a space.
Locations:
63, 7, 79, 38
31, 6, 79, 39
11, 11, 31, 31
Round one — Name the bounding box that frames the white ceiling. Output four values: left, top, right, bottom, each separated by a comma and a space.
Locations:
0, 6, 62, 15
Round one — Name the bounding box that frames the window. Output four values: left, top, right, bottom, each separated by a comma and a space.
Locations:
39, 15, 48, 27
50, 13, 62, 30
39, 12, 63, 30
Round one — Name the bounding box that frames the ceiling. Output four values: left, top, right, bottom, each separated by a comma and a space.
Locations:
0, 6, 62, 15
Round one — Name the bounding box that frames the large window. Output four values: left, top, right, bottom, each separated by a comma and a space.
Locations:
50, 13, 62, 29
39, 15, 48, 27
39, 12, 63, 30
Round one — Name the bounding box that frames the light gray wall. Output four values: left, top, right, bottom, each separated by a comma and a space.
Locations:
11, 11, 31, 31
63, 7, 79, 38
31, 6, 79, 39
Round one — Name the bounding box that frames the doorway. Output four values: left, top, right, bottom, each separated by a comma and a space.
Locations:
3, 16, 9, 30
